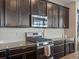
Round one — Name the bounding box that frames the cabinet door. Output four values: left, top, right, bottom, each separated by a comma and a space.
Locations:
69, 43, 75, 53
0, 50, 7, 59
26, 51, 36, 59
31, 0, 47, 16
5, 0, 19, 27
38, 0, 47, 16
0, 0, 4, 26
59, 6, 64, 28
54, 51, 64, 59
65, 43, 70, 55
31, 0, 39, 15
19, 0, 30, 27
47, 3, 59, 28
64, 7, 69, 28
54, 45, 64, 54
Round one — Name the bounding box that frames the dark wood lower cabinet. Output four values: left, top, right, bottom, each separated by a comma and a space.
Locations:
53, 45, 65, 59
64, 42, 75, 55
69, 43, 75, 53
8, 46, 36, 59
53, 40, 65, 59
54, 45, 64, 53
9, 51, 36, 59
54, 51, 64, 59
0, 50, 7, 59
26, 51, 36, 59
0, 40, 75, 59
64, 43, 70, 55
53, 40, 75, 59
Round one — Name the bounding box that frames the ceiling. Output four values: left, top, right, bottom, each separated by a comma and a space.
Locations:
49, 0, 75, 5
57, 0, 75, 3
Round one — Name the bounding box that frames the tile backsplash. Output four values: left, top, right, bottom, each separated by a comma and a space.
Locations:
0, 28, 64, 43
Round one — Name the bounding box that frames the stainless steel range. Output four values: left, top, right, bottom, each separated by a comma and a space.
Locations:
25, 32, 53, 47
25, 32, 54, 59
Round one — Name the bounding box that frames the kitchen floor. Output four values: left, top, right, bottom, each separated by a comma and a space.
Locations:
60, 52, 79, 59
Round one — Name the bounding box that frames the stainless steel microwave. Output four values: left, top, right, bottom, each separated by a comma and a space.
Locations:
31, 15, 48, 27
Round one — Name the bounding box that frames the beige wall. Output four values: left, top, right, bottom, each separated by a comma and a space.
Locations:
64, 2, 76, 38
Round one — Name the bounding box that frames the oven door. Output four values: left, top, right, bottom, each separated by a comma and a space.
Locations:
36, 44, 54, 59
37, 48, 45, 59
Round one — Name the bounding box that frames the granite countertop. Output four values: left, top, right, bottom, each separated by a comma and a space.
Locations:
0, 38, 75, 50
0, 41, 36, 50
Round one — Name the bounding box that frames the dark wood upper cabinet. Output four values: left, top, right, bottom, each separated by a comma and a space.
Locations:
64, 7, 69, 28
31, 0, 47, 16
31, 0, 39, 15
47, 3, 53, 27
0, 0, 4, 27
47, 2, 59, 28
59, 6, 64, 28
31, 1, 69, 28
18, 0, 30, 27
0, 0, 2, 26
5, 0, 19, 27
59, 6, 69, 28
38, 0, 47, 16
5, 0, 30, 27
0, 0, 69, 28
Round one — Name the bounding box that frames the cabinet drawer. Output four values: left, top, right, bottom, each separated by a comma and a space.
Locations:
0, 57, 6, 59
9, 46, 36, 55
54, 40, 64, 45
9, 55, 23, 59
54, 51, 64, 59
54, 45, 64, 54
